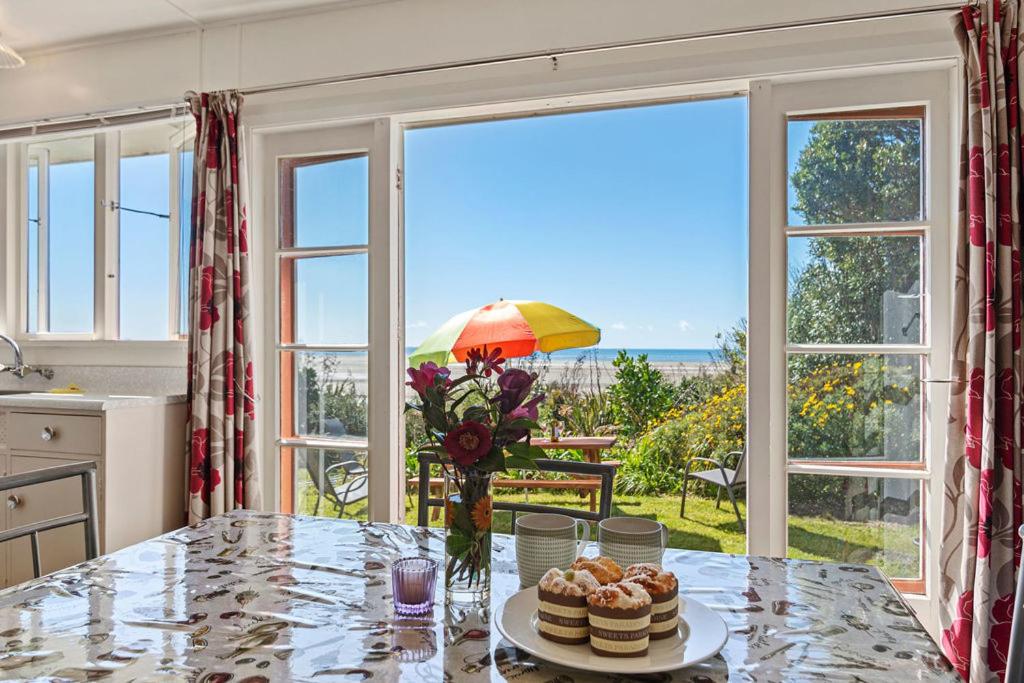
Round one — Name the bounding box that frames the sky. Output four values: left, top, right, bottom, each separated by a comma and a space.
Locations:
28, 96, 829, 350
404, 97, 750, 349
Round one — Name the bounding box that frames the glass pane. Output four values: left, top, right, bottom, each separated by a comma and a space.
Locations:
119, 126, 172, 340
788, 235, 922, 345
285, 155, 368, 248
788, 353, 921, 462
293, 448, 368, 520
179, 146, 194, 336
291, 351, 368, 440
787, 116, 922, 226
788, 474, 922, 580
26, 161, 38, 334
291, 254, 368, 345
28, 136, 94, 333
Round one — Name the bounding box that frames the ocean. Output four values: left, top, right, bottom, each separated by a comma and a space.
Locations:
404, 347, 724, 364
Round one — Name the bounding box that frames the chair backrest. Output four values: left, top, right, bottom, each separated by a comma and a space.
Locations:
416, 452, 615, 528
1008, 525, 1024, 682
0, 461, 100, 579
731, 449, 748, 485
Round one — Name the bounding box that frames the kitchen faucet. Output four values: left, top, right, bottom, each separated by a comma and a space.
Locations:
0, 333, 54, 380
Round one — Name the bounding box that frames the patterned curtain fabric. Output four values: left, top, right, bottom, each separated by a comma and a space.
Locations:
942, 4, 1024, 680
185, 91, 261, 524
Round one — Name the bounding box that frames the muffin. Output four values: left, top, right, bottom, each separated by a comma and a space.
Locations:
624, 564, 679, 640
537, 568, 600, 644
586, 581, 652, 657
570, 556, 623, 585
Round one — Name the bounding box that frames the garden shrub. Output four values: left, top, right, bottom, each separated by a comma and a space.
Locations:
607, 350, 679, 438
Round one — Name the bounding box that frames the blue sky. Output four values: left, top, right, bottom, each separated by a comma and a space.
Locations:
404, 97, 750, 349
31, 98, 828, 349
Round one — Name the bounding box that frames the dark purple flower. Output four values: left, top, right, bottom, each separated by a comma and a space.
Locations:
506, 394, 545, 441
494, 369, 535, 414
406, 362, 451, 398
509, 394, 544, 422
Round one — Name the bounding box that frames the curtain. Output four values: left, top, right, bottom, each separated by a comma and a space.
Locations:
185, 91, 261, 524
942, 4, 1024, 680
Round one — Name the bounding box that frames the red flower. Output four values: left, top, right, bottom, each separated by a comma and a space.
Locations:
941, 590, 973, 679
465, 345, 505, 377
191, 428, 210, 465
244, 362, 255, 420
444, 421, 493, 466
988, 592, 1015, 676
406, 362, 451, 397
199, 267, 220, 330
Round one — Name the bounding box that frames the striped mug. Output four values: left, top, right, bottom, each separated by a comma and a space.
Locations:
598, 517, 668, 567
514, 513, 590, 588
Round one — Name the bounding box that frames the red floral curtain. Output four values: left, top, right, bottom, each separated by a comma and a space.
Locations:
941, 4, 1024, 680
185, 91, 260, 524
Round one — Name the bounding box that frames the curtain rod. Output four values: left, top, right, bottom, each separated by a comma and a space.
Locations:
241, 3, 968, 97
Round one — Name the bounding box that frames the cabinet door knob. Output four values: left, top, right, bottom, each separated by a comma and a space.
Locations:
7, 495, 20, 509
40, 426, 55, 441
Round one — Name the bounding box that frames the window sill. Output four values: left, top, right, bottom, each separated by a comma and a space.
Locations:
13, 339, 187, 367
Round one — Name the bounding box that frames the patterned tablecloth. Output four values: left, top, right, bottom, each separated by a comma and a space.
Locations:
0, 510, 956, 681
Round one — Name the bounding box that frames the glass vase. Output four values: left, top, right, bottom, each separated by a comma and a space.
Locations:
442, 467, 493, 605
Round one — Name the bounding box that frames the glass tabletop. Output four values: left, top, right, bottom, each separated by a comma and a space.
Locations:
0, 510, 956, 681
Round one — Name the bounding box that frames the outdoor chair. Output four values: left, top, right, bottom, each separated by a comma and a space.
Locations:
0, 461, 100, 579
306, 451, 369, 518
1008, 525, 1024, 682
679, 449, 746, 532
416, 452, 615, 533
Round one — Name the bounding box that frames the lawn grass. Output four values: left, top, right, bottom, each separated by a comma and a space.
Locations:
297, 482, 918, 580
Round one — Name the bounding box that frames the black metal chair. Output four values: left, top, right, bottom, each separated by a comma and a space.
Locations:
0, 461, 100, 579
1008, 525, 1024, 682
679, 449, 746, 531
415, 452, 615, 531
305, 451, 369, 518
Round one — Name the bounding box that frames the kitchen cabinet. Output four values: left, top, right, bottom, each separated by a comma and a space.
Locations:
0, 400, 186, 586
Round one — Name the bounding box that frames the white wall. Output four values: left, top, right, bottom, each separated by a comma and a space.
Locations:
0, 0, 960, 127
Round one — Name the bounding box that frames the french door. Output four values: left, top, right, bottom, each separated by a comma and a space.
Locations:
749, 68, 952, 629
259, 120, 403, 522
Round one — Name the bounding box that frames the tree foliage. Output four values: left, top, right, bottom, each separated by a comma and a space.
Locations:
787, 120, 922, 346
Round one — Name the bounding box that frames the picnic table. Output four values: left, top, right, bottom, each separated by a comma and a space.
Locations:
408, 435, 618, 513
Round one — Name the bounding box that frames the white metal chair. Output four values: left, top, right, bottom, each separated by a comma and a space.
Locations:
0, 461, 100, 578
679, 449, 746, 531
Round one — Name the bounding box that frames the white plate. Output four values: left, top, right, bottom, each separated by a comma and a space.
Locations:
493, 587, 728, 674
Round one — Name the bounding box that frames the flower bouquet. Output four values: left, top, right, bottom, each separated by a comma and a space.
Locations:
407, 346, 545, 604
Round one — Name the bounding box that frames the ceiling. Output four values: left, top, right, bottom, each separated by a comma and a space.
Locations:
0, 0, 363, 51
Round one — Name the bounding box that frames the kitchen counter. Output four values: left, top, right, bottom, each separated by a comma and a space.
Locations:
0, 392, 187, 411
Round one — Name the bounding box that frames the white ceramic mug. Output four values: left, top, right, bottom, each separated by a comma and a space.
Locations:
514, 513, 590, 587
597, 516, 668, 568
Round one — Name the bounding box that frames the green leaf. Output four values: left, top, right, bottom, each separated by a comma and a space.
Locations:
451, 501, 474, 533
502, 442, 544, 470
502, 418, 540, 433
473, 446, 506, 473
424, 404, 449, 432
445, 529, 471, 559
462, 405, 490, 424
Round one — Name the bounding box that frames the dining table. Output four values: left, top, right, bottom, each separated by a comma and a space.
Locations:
0, 510, 957, 681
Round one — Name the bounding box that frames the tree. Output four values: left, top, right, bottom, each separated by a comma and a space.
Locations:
787, 120, 922, 345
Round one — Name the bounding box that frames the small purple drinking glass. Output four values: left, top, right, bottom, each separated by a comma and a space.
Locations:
392, 557, 438, 615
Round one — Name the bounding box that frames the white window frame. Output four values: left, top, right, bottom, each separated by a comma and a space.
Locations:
748, 68, 953, 632
258, 120, 403, 521
9, 120, 193, 355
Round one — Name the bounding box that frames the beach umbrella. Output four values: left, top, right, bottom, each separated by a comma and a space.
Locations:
409, 299, 600, 367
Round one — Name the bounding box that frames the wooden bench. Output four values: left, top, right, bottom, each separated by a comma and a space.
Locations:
407, 462, 619, 516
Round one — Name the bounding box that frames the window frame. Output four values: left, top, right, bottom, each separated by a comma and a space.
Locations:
12, 121, 193, 346
751, 70, 952, 612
